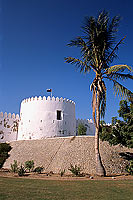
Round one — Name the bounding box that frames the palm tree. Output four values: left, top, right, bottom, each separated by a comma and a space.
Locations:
65, 11, 133, 176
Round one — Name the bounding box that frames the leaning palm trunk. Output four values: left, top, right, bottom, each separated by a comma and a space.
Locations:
65, 11, 133, 176
95, 90, 106, 176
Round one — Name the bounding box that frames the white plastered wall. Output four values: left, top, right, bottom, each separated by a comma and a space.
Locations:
0, 112, 19, 143
17, 96, 76, 140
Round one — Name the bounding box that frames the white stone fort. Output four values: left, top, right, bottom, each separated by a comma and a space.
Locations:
0, 96, 95, 143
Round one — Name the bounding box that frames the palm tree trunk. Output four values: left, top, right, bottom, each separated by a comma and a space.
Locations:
95, 90, 106, 176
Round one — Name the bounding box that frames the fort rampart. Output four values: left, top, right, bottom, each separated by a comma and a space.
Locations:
3, 136, 133, 175
0, 112, 19, 143
0, 96, 95, 142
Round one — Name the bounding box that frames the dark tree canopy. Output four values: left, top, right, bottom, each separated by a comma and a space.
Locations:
100, 99, 133, 148
0, 143, 11, 168
78, 123, 87, 135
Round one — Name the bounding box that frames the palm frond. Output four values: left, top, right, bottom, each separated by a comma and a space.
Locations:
108, 15, 121, 33
83, 12, 122, 69
97, 10, 109, 25
107, 72, 133, 80
64, 57, 91, 73
66, 11, 123, 73
67, 37, 87, 48
106, 64, 132, 74
111, 79, 133, 99
103, 36, 126, 65
67, 37, 97, 70
82, 16, 96, 36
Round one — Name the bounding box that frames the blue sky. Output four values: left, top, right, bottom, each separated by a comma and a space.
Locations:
0, 0, 132, 123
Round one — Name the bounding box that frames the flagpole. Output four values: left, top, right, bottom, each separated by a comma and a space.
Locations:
46, 89, 52, 99
51, 90, 52, 99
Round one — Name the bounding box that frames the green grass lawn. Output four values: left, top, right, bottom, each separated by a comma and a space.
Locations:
0, 177, 133, 200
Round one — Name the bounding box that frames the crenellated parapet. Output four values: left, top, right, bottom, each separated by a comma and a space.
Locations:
21, 96, 75, 105
0, 112, 19, 119
76, 118, 93, 124
106, 123, 112, 126
0, 112, 19, 143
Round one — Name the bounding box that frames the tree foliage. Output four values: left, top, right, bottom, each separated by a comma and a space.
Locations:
68, 164, 81, 176
126, 160, 133, 175
78, 123, 87, 135
10, 160, 19, 173
0, 143, 11, 168
18, 165, 26, 176
25, 160, 34, 172
100, 100, 133, 148
33, 166, 44, 174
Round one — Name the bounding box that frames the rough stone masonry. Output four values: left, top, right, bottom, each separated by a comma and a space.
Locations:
4, 136, 133, 175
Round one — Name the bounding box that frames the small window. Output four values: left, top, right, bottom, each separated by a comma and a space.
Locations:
57, 110, 62, 120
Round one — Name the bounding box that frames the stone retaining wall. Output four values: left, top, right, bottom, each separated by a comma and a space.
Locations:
3, 136, 133, 175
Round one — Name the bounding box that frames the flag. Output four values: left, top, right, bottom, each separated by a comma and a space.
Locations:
47, 89, 52, 92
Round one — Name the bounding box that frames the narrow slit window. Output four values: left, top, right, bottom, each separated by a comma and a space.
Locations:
57, 110, 62, 120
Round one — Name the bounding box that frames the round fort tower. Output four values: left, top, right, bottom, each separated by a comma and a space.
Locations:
17, 96, 76, 140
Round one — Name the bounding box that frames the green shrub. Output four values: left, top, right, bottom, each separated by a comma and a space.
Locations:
25, 160, 34, 172
18, 165, 26, 176
34, 166, 44, 174
68, 164, 81, 176
126, 160, 133, 175
78, 123, 87, 135
0, 143, 11, 168
60, 169, 65, 177
10, 160, 18, 173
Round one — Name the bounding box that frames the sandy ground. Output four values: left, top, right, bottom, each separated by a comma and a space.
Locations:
0, 169, 133, 181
